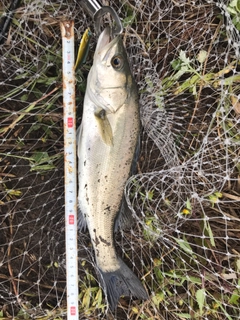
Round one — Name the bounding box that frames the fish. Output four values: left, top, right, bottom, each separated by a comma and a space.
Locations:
77, 27, 148, 310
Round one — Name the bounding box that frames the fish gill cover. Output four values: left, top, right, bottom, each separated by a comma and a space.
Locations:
0, 0, 240, 319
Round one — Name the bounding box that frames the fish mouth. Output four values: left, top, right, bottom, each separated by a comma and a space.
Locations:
95, 27, 119, 57
97, 27, 111, 51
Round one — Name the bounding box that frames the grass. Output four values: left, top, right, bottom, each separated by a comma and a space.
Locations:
129, 181, 239, 319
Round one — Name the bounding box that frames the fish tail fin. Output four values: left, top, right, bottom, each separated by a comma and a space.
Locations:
99, 259, 148, 310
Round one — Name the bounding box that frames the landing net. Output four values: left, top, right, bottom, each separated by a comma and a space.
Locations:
0, 1, 239, 319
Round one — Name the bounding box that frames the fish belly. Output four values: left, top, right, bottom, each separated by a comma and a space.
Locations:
78, 93, 139, 273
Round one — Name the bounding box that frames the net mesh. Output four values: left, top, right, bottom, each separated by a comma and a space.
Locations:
1, 0, 240, 319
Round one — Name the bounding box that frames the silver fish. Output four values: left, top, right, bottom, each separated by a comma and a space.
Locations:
77, 27, 148, 310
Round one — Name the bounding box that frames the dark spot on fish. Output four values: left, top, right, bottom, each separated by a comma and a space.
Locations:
84, 160, 86, 166
88, 147, 90, 151
104, 205, 111, 212
84, 184, 87, 189
98, 179, 100, 183
95, 236, 100, 246
125, 160, 131, 166
96, 248, 100, 257
93, 229, 100, 246
99, 235, 111, 246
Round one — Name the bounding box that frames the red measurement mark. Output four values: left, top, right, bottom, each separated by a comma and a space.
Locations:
68, 117, 73, 128
69, 215, 74, 225
70, 306, 76, 315
67, 54, 71, 61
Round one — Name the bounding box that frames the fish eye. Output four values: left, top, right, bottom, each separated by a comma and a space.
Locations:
111, 55, 123, 70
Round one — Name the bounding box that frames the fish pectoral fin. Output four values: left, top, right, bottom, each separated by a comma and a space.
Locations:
94, 108, 113, 146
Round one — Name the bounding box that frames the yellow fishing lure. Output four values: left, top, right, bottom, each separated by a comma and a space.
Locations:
75, 28, 92, 70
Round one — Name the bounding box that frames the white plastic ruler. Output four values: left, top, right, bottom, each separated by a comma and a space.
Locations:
60, 20, 79, 320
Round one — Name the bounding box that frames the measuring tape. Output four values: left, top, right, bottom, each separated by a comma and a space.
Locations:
60, 21, 79, 320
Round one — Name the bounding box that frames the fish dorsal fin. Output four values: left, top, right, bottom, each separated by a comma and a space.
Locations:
94, 108, 113, 146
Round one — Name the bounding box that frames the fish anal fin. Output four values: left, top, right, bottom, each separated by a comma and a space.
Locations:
78, 206, 88, 232
94, 108, 113, 146
114, 196, 133, 232
76, 124, 83, 158
114, 135, 141, 232
99, 259, 148, 310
